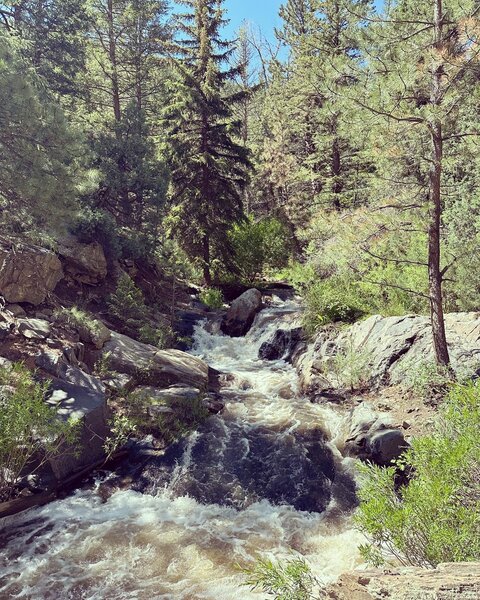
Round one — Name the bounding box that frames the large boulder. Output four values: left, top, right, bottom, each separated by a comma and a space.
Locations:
17, 318, 51, 340
36, 349, 105, 394
103, 331, 210, 389
343, 402, 409, 466
0, 241, 63, 305
221, 289, 263, 337
45, 379, 109, 480
57, 236, 107, 284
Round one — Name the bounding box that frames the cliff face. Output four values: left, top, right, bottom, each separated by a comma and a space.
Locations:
325, 563, 480, 599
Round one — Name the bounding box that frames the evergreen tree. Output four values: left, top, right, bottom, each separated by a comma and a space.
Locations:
0, 0, 89, 97
83, 0, 171, 251
358, 0, 480, 365
167, 0, 251, 284
248, 0, 372, 243
0, 34, 79, 231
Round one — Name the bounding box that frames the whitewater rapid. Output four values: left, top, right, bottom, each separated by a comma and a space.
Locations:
0, 299, 364, 599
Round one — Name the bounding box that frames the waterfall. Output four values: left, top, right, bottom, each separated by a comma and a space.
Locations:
0, 300, 364, 599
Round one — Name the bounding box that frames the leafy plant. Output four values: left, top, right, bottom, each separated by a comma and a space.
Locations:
94, 351, 112, 378
108, 274, 174, 349
139, 323, 175, 349
199, 287, 224, 309
355, 381, 480, 568
399, 358, 454, 402
228, 216, 292, 283
0, 363, 80, 501
54, 306, 105, 342
103, 414, 137, 460
328, 341, 371, 391
302, 277, 367, 336
242, 557, 320, 600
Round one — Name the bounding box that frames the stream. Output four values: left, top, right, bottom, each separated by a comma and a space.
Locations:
0, 299, 363, 599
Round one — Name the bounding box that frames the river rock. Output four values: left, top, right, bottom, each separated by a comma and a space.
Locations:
57, 236, 107, 284
259, 327, 303, 361
343, 403, 409, 466
103, 331, 210, 389
6, 304, 26, 317
45, 379, 109, 480
17, 318, 51, 340
0, 241, 63, 305
81, 321, 111, 350
324, 562, 480, 600
221, 289, 263, 337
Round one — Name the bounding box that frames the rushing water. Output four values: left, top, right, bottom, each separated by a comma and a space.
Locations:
0, 299, 364, 599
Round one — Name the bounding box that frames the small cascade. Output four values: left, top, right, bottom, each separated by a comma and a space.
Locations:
0, 299, 364, 600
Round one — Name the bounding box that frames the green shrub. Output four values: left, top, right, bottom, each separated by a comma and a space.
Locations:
242, 557, 319, 600
328, 341, 371, 391
108, 274, 148, 325
103, 414, 137, 460
399, 358, 454, 402
229, 216, 291, 283
355, 381, 480, 568
0, 363, 80, 501
108, 274, 174, 349
302, 277, 367, 335
73, 208, 122, 262
138, 323, 175, 348
121, 390, 209, 445
54, 306, 105, 340
199, 287, 224, 309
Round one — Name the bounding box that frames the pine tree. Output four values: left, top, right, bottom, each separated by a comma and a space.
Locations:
358, 0, 480, 366
251, 0, 371, 241
167, 0, 251, 284
0, 34, 79, 230
83, 0, 170, 248
0, 0, 89, 97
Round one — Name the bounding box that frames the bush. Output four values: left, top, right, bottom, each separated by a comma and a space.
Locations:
103, 414, 137, 460
54, 306, 104, 341
73, 208, 122, 263
199, 287, 224, 309
121, 390, 209, 445
242, 557, 319, 600
229, 216, 291, 283
355, 381, 480, 567
108, 274, 174, 349
399, 359, 455, 403
328, 341, 371, 391
302, 277, 367, 335
0, 363, 80, 501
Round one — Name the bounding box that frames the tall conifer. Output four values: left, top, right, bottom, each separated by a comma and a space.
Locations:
167, 0, 251, 284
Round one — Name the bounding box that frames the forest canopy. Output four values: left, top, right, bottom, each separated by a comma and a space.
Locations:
1, 0, 480, 366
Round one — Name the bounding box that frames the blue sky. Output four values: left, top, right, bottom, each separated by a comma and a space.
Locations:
223, 0, 284, 46
223, 0, 384, 45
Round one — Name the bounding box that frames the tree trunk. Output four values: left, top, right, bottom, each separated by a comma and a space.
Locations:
331, 130, 342, 209
202, 234, 212, 286
107, 0, 121, 122
428, 0, 450, 367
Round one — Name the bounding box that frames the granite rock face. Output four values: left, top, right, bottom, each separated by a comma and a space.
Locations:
103, 331, 210, 389
57, 236, 107, 284
296, 313, 480, 397
0, 241, 63, 305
